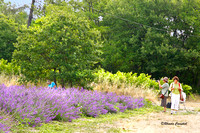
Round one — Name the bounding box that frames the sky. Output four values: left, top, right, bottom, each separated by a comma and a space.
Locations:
4, 0, 33, 7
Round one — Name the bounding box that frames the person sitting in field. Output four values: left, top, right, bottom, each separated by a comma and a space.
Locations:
47, 80, 57, 90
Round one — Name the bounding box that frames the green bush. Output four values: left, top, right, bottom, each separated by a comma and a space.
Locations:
0, 59, 20, 75
93, 69, 159, 90
93, 69, 193, 97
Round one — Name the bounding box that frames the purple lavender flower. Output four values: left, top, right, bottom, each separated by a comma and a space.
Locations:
0, 114, 12, 132
0, 84, 144, 127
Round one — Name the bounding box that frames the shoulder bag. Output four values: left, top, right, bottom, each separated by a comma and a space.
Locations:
159, 89, 168, 99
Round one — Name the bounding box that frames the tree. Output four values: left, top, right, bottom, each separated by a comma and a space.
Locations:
13, 4, 102, 87
100, 0, 200, 91
0, 0, 28, 25
0, 14, 17, 62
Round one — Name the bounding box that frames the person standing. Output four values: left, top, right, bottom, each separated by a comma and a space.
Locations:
169, 76, 182, 114
158, 77, 169, 112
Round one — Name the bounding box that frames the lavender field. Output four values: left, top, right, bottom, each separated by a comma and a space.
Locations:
0, 84, 144, 132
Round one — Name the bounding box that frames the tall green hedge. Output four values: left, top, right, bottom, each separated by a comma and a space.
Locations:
93, 69, 193, 97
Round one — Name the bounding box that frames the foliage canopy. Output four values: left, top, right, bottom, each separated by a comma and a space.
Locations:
13, 4, 102, 87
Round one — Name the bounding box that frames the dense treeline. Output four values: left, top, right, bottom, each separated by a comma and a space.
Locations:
0, 0, 199, 93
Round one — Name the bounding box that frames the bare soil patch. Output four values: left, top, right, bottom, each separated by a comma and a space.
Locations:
113, 112, 200, 133
98, 102, 200, 133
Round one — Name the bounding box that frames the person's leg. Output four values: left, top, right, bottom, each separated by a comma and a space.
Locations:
163, 96, 167, 112
174, 94, 180, 114
161, 97, 165, 111
171, 94, 175, 114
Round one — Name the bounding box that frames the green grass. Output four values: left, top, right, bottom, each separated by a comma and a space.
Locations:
181, 111, 197, 115
11, 101, 163, 133
194, 108, 200, 112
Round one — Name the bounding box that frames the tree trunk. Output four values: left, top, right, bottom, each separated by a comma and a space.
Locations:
53, 68, 57, 86
61, 78, 65, 89
59, 69, 65, 88
70, 81, 73, 88
27, 0, 35, 28
197, 75, 200, 89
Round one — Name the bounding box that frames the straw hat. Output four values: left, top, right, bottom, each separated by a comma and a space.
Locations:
47, 80, 51, 84
163, 77, 168, 83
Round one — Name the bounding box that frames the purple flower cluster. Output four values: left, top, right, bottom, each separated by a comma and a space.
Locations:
0, 114, 11, 133
0, 84, 144, 126
0, 123, 9, 133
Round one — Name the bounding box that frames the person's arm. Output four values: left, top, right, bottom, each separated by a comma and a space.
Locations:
54, 83, 57, 89
53, 85, 56, 89
169, 83, 174, 91
180, 84, 183, 91
178, 83, 183, 91
158, 81, 162, 89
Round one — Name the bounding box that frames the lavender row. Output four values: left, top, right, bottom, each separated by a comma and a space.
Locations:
0, 122, 10, 133
0, 84, 144, 127
0, 111, 12, 133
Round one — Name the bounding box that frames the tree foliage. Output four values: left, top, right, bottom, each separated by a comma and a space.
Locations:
0, 0, 28, 25
98, 0, 200, 91
13, 4, 102, 87
0, 14, 17, 61
0, 0, 28, 62
0, 0, 200, 92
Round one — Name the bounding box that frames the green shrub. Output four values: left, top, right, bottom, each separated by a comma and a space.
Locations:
0, 59, 20, 75
93, 69, 159, 90
93, 69, 193, 97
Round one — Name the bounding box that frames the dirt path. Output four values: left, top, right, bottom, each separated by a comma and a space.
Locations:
105, 102, 200, 133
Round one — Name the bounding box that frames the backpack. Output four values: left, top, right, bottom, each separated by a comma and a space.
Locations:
178, 83, 185, 102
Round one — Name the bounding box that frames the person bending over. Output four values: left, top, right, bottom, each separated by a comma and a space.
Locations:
47, 80, 57, 90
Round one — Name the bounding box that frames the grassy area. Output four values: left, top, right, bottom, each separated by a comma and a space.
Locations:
194, 108, 200, 112
11, 101, 163, 133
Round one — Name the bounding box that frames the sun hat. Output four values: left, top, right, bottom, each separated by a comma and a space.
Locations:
47, 80, 51, 84
163, 77, 168, 83
173, 76, 179, 81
